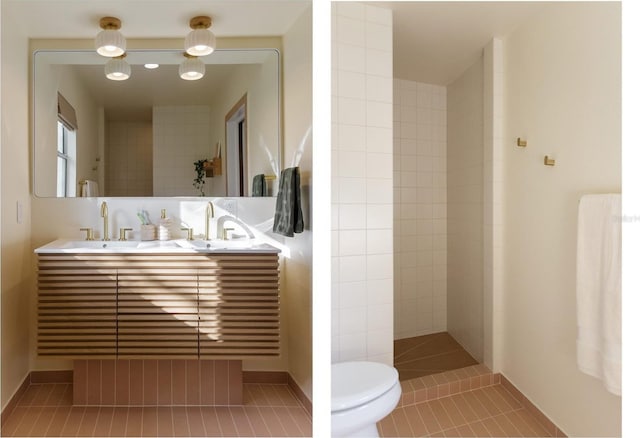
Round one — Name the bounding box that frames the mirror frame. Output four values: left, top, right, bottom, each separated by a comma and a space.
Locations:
32, 48, 282, 198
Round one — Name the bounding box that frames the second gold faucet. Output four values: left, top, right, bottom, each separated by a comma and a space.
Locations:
205, 201, 215, 240
100, 201, 109, 241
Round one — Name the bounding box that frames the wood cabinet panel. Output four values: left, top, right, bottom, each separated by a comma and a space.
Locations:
37, 252, 280, 359
38, 267, 117, 357
117, 269, 199, 358
198, 253, 280, 359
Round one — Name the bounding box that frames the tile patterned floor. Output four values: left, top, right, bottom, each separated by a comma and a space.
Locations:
378, 383, 554, 437
1, 383, 311, 437
395, 332, 479, 381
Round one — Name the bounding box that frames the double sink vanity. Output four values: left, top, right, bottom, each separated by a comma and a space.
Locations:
35, 227, 281, 361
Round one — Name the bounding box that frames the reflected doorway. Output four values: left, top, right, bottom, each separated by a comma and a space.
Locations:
226, 94, 248, 196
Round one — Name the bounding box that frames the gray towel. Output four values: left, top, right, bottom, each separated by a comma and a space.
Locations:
252, 174, 267, 197
273, 167, 304, 237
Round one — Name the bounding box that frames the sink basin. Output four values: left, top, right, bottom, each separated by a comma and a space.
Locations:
176, 239, 258, 250
135, 240, 181, 249
35, 239, 182, 253
59, 240, 141, 250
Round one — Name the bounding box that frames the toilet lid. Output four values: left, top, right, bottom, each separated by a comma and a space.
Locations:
331, 361, 399, 412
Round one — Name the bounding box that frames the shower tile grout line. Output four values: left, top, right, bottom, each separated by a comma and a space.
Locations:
394, 347, 469, 366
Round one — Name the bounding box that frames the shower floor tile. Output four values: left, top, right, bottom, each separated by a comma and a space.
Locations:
1, 383, 311, 437
395, 332, 479, 381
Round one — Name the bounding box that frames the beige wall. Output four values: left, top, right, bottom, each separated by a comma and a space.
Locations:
447, 56, 484, 362
502, 3, 621, 436
1, 5, 32, 409
281, 5, 312, 398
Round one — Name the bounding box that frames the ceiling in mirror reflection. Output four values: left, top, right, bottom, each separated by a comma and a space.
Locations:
41, 50, 274, 121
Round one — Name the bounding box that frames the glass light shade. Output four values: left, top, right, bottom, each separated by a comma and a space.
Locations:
105, 57, 131, 81
95, 29, 126, 57
179, 57, 205, 80
185, 29, 216, 56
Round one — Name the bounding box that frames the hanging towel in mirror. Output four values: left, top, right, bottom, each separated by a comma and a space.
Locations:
273, 167, 304, 237
80, 180, 99, 197
252, 174, 267, 197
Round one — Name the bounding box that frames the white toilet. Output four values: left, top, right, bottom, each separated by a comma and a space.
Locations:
331, 361, 401, 437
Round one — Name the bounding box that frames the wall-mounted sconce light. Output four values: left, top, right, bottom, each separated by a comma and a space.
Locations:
179, 53, 205, 80
105, 54, 131, 80
95, 17, 126, 57
185, 16, 216, 56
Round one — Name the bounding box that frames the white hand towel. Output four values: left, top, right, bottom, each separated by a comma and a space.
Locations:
81, 180, 99, 197
576, 193, 621, 396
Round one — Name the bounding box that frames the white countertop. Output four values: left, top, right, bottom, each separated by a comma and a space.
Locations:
34, 238, 280, 254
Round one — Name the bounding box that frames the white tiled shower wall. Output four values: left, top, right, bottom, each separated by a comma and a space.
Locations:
105, 121, 153, 196
331, 3, 394, 365
393, 79, 448, 340
153, 105, 214, 197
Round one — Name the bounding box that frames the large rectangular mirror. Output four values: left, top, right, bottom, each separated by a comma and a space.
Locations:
33, 49, 281, 198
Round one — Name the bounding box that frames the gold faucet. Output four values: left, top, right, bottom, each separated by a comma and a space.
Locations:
100, 201, 110, 241
205, 201, 215, 240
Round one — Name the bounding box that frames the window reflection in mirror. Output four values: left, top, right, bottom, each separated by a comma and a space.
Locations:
33, 49, 281, 198
56, 121, 76, 197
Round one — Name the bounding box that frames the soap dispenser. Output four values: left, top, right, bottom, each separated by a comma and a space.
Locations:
157, 209, 172, 241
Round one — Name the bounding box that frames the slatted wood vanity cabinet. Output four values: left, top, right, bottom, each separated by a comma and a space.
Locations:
37, 251, 280, 360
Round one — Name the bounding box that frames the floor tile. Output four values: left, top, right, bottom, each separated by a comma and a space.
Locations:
395, 332, 465, 363
29, 406, 57, 437
95, 407, 115, 437
12, 406, 43, 437
125, 406, 144, 437
157, 406, 174, 437
76, 406, 100, 437
59, 406, 85, 437
43, 406, 72, 437
172, 406, 191, 437
186, 407, 207, 437
109, 407, 129, 437
379, 384, 556, 438
395, 332, 479, 381
2, 381, 309, 437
